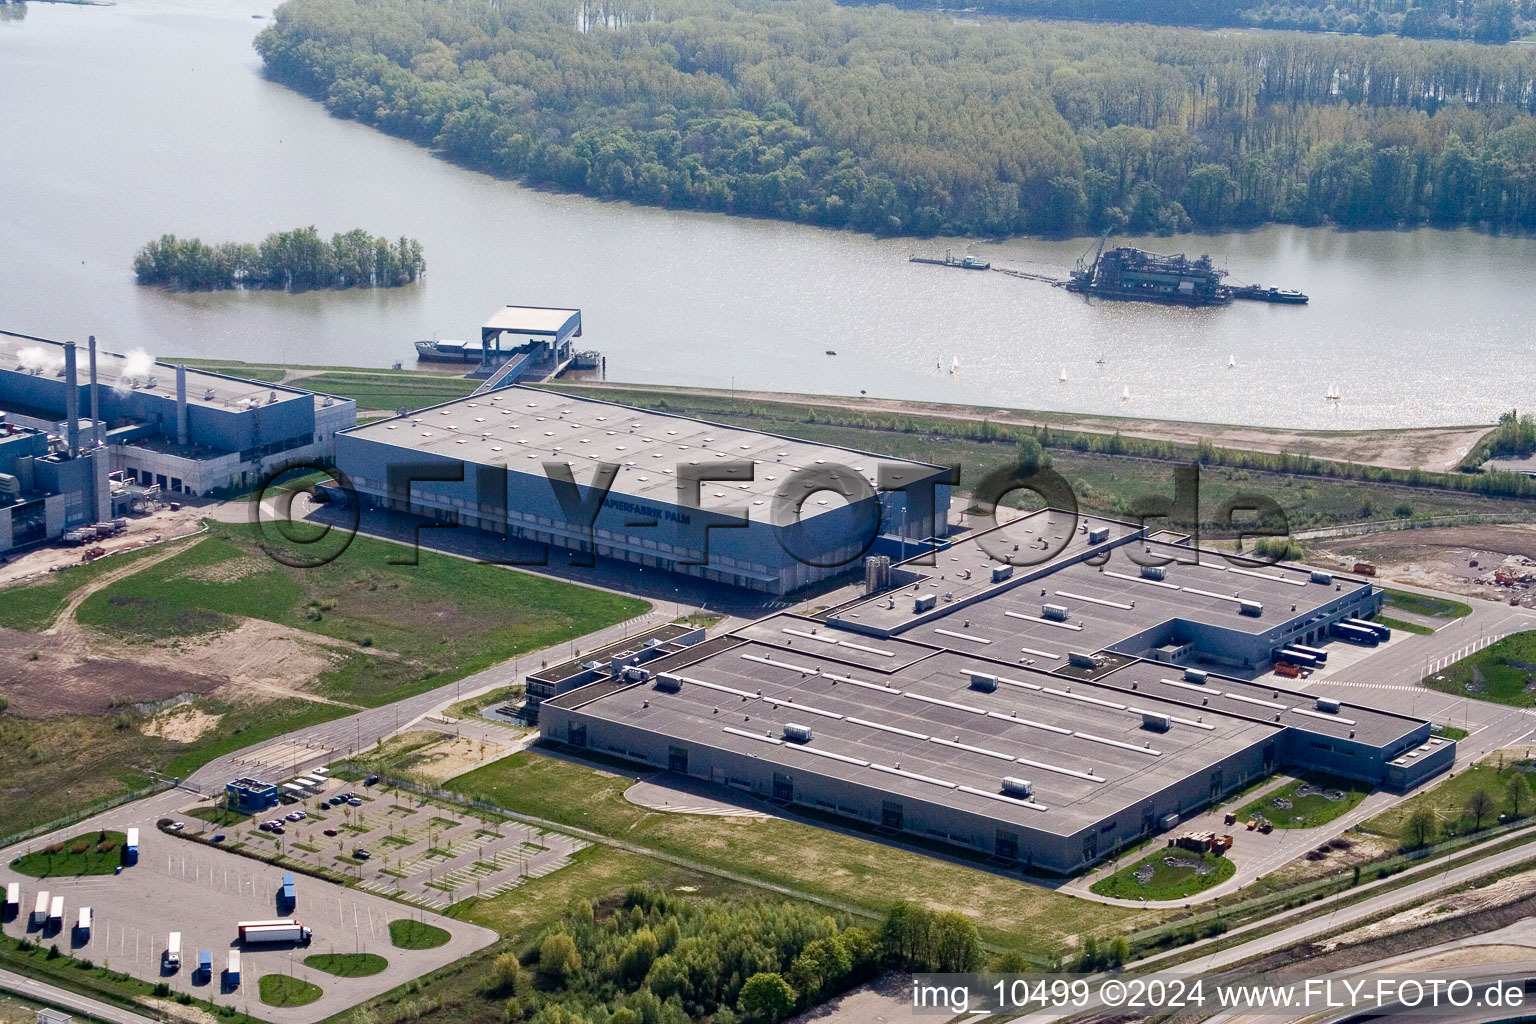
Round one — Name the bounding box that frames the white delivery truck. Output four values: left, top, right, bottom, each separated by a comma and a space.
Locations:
77, 906, 93, 939
4, 882, 18, 914
227, 949, 241, 987
165, 931, 182, 970
48, 896, 64, 927
32, 891, 49, 927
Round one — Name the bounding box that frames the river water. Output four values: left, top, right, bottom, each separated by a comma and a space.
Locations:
1, 0, 1531, 430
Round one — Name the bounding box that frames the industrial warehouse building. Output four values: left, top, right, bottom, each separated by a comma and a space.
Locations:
539, 510, 1453, 874
333, 386, 952, 594
0, 331, 355, 553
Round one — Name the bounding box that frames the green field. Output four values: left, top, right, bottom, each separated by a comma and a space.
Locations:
1377, 615, 1433, 636
258, 975, 323, 1007
0, 520, 646, 833
303, 952, 388, 977
1237, 774, 1369, 829
548, 385, 1533, 535
1091, 848, 1236, 901
0, 544, 164, 632
10, 831, 125, 877
1360, 758, 1534, 842
169, 359, 479, 411
76, 521, 649, 708
446, 749, 1146, 954
388, 919, 450, 949
1425, 631, 1536, 707
1382, 588, 1473, 620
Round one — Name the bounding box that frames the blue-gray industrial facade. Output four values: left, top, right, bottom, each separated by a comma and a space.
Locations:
334, 387, 952, 594
0, 331, 355, 553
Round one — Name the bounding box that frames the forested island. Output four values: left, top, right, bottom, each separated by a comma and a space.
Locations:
132, 226, 425, 291
257, 0, 1536, 238
857, 0, 1530, 43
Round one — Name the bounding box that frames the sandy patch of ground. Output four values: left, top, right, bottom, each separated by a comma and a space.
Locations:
1315, 524, 1536, 601
564, 383, 1491, 472
172, 554, 269, 584
0, 505, 206, 588
140, 706, 223, 742
137, 617, 349, 694
401, 734, 516, 783
1387, 944, 1536, 973
0, 625, 221, 717
1323, 867, 1536, 949
138, 997, 219, 1024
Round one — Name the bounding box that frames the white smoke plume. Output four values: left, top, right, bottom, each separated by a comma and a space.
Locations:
114, 347, 157, 394
17, 345, 64, 376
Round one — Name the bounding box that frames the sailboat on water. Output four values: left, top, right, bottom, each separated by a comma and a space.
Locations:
1058, 366, 1068, 383
1120, 385, 1131, 401
1325, 383, 1341, 401
1227, 353, 1237, 369
950, 356, 960, 374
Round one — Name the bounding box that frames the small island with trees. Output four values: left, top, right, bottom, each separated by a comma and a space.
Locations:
132, 225, 425, 291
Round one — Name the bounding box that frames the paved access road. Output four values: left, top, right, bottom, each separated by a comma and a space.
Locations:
0, 966, 159, 1024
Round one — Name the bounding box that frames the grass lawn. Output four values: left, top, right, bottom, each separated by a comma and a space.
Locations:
10, 831, 126, 877
1382, 588, 1473, 619
1377, 615, 1433, 636
0, 544, 163, 632
1424, 630, 1536, 706
1090, 848, 1236, 900
446, 749, 1146, 955
258, 975, 323, 1007
1435, 725, 1470, 741
303, 952, 388, 977
1360, 757, 1535, 843
388, 919, 450, 949
185, 805, 252, 827
1237, 774, 1369, 829
76, 521, 649, 708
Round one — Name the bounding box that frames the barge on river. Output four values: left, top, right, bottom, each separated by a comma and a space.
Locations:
1065, 237, 1307, 307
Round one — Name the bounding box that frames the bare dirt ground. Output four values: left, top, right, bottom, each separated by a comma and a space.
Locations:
401, 733, 518, 782
1388, 943, 1536, 972
140, 706, 223, 742
1315, 524, 1536, 599
0, 504, 205, 587
0, 625, 220, 717
0, 527, 382, 719
565, 383, 1492, 472
1322, 867, 1536, 950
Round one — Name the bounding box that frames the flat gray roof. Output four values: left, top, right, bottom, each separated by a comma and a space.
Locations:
554, 600, 1425, 832
834, 511, 1370, 645
481, 306, 581, 338
342, 385, 946, 520
555, 625, 1281, 835
0, 333, 330, 413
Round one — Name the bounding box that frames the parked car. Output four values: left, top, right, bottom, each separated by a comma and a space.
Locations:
258, 822, 274, 833
212, 834, 226, 843
270, 825, 286, 835
347, 798, 363, 807
364, 775, 379, 786
168, 822, 184, 832
323, 828, 339, 837
354, 848, 370, 860
285, 811, 306, 822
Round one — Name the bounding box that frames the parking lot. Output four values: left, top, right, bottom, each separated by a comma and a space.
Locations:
211, 778, 588, 911
1, 822, 495, 1024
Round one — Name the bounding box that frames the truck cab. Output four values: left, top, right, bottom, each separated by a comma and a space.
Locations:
164, 931, 181, 971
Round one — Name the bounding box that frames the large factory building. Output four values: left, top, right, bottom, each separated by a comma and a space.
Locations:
0, 331, 355, 553
333, 386, 952, 594
538, 510, 1451, 874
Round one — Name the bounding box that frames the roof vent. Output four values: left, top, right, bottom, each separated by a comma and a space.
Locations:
1142, 712, 1171, 732
783, 723, 813, 743
1316, 697, 1341, 713
969, 672, 998, 693
204, 388, 215, 401
1001, 777, 1033, 798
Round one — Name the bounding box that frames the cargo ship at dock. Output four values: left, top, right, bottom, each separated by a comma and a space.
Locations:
1065, 236, 1307, 307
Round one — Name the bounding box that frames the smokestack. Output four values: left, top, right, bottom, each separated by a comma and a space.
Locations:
64, 341, 80, 457
176, 364, 189, 447
88, 335, 101, 447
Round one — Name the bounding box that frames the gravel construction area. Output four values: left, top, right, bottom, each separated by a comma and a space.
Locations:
1317, 524, 1536, 601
